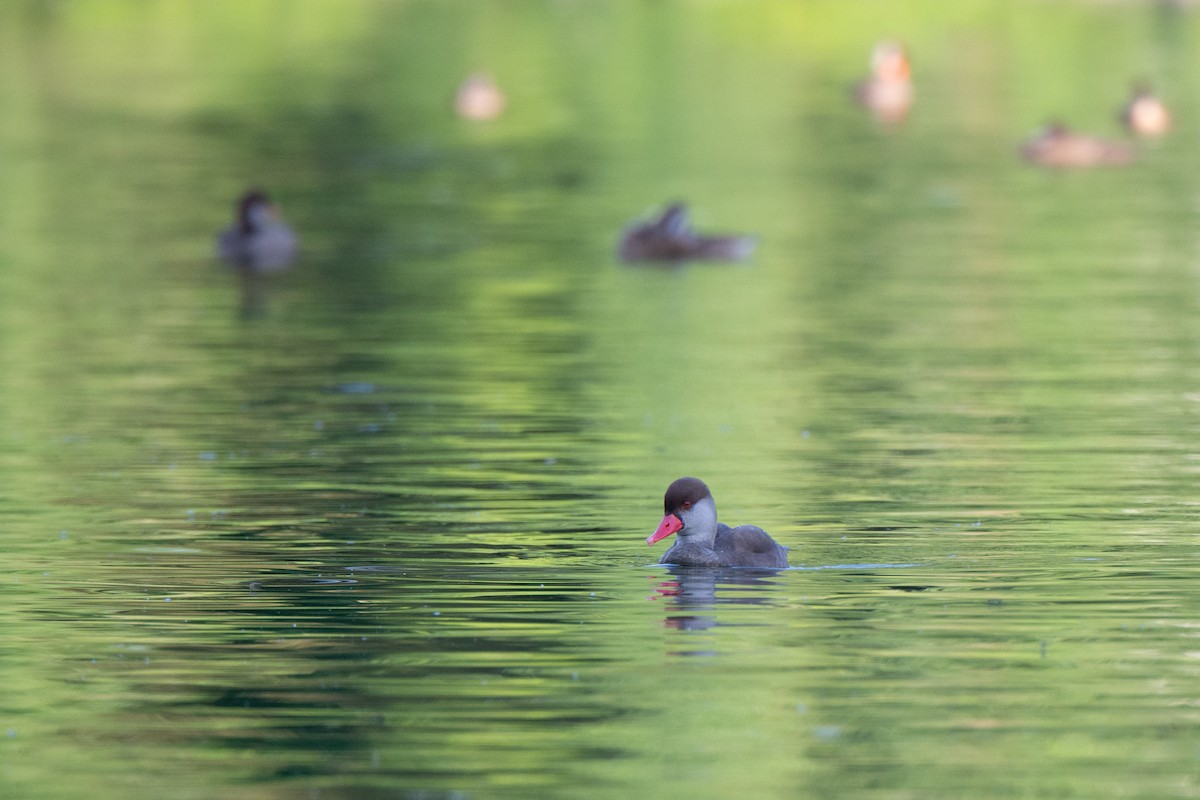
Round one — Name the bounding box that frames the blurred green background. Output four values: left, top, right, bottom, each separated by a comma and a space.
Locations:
3, 2, 1200, 799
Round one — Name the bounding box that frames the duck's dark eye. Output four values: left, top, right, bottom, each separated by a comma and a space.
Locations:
682, 501, 692, 510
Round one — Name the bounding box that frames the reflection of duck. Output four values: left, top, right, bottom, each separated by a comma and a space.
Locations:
647, 477, 789, 568
1120, 85, 1170, 137
654, 567, 785, 632
216, 190, 298, 272
617, 204, 755, 263
455, 73, 506, 121
853, 40, 913, 124
1019, 123, 1135, 168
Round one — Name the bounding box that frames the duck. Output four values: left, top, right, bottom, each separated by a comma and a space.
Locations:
1019, 123, 1135, 168
455, 73, 506, 121
853, 40, 913, 124
1120, 84, 1170, 137
647, 477, 790, 568
617, 204, 756, 263
216, 190, 298, 272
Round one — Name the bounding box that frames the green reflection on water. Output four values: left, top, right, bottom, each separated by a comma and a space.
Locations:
2, 1, 1200, 799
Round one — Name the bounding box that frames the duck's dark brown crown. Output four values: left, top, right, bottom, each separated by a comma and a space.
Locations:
663, 477, 710, 514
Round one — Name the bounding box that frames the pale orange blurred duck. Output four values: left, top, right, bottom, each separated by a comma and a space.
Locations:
853, 40, 913, 124
617, 204, 756, 263
455, 73, 506, 121
1120, 84, 1170, 137
216, 190, 298, 272
1020, 123, 1135, 168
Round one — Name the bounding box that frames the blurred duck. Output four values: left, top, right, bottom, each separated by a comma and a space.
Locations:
1120, 84, 1170, 137
1020, 123, 1135, 168
618, 203, 756, 263
455, 73, 506, 121
216, 190, 298, 272
853, 40, 913, 124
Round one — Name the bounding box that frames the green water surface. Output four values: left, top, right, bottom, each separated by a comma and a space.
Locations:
2, 2, 1200, 799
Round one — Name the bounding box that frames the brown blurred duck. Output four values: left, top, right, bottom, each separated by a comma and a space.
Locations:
853, 40, 913, 124
216, 190, 298, 272
617, 204, 755, 263
1020, 123, 1135, 168
647, 477, 790, 569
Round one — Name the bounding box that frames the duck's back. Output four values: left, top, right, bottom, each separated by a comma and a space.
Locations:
217, 223, 298, 272
713, 523, 790, 568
